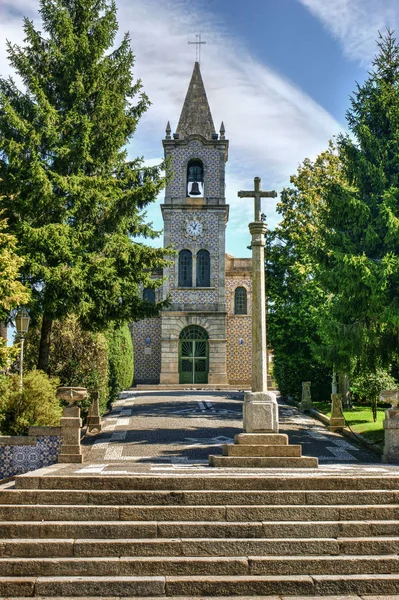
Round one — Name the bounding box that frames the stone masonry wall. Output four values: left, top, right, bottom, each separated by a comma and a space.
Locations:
131, 318, 162, 384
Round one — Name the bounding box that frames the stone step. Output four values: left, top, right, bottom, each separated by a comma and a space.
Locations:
0, 554, 398, 576
1, 488, 397, 505
208, 456, 319, 468
4, 535, 398, 557
1, 573, 399, 597
14, 473, 399, 491
0, 520, 399, 539
0, 536, 376, 557
222, 445, 302, 457
234, 434, 289, 445
0, 597, 390, 600
1, 504, 399, 522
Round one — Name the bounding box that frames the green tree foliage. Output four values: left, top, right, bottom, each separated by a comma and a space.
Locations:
0, 0, 169, 372
0, 214, 30, 368
0, 370, 61, 435
351, 368, 397, 422
24, 316, 109, 413
106, 324, 134, 403
314, 30, 399, 370
268, 31, 399, 405
266, 169, 332, 401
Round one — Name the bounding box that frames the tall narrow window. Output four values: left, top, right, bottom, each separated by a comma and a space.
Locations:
234, 287, 247, 314
143, 288, 156, 304
196, 249, 210, 287
178, 250, 192, 287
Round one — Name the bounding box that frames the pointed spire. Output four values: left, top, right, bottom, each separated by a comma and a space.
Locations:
220, 121, 225, 140
176, 62, 215, 139
165, 121, 171, 139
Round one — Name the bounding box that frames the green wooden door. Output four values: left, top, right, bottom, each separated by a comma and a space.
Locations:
179, 326, 209, 384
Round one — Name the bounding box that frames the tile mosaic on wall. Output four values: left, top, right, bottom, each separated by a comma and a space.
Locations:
0, 435, 62, 481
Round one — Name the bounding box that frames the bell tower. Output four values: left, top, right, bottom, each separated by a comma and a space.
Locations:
159, 62, 229, 385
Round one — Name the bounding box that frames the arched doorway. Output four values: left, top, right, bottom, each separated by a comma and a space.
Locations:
179, 325, 209, 384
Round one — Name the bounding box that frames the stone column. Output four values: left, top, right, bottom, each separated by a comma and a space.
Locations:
87, 392, 102, 433
243, 221, 278, 433
300, 381, 313, 412
160, 337, 179, 384
383, 408, 399, 463
208, 339, 228, 385
58, 405, 83, 463
329, 393, 345, 432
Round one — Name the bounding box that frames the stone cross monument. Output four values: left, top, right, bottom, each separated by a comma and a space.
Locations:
208, 177, 318, 466
238, 177, 279, 433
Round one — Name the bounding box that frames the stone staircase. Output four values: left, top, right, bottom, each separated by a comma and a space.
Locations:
0, 470, 399, 597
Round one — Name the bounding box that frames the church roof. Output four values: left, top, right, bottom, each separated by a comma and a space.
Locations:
176, 62, 215, 139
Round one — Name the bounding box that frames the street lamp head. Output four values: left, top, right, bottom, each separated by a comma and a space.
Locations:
15, 309, 30, 336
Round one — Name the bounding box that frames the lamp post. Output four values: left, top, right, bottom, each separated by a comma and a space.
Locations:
15, 309, 30, 390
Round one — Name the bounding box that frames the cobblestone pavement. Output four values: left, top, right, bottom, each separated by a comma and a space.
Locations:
81, 390, 390, 473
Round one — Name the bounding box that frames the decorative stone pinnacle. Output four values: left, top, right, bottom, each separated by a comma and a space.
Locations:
165, 121, 171, 139
220, 121, 225, 139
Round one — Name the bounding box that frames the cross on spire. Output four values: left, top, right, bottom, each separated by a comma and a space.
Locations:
238, 177, 277, 222
188, 34, 206, 63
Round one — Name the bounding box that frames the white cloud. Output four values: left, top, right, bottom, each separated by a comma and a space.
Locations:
298, 0, 399, 66
0, 0, 342, 256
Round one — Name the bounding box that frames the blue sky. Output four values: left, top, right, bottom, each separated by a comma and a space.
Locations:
0, 0, 397, 260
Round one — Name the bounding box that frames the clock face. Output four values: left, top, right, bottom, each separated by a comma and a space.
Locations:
187, 220, 203, 237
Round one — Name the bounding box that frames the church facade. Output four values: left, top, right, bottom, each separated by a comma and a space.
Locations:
131, 63, 253, 387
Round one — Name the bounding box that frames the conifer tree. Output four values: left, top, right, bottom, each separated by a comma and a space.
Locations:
268, 30, 399, 397
317, 30, 399, 369
0, 0, 168, 371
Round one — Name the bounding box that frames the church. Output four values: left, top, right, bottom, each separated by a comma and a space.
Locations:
131, 62, 253, 387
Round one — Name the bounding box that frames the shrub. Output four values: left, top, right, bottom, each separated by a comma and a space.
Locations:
106, 324, 134, 403
24, 316, 109, 414
351, 368, 397, 422
0, 370, 61, 435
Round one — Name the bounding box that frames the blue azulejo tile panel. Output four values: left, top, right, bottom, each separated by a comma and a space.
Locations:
0, 435, 62, 480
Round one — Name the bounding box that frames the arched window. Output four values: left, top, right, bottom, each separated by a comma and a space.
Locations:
187, 159, 204, 197
178, 249, 192, 287
234, 287, 247, 314
196, 249, 210, 287
143, 287, 156, 304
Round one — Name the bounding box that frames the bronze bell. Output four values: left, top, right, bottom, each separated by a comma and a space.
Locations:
189, 181, 201, 195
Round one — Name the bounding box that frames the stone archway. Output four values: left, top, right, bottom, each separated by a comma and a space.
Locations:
179, 325, 209, 384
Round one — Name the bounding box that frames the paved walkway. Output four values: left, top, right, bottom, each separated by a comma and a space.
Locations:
80, 390, 393, 474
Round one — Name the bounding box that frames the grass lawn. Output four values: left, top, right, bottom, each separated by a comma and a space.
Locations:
312, 401, 386, 446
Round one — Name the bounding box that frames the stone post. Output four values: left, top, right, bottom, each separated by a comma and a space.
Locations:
58, 405, 83, 463
87, 391, 102, 433
243, 221, 278, 433
330, 393, 345, 432
383, 408, 399, 463
56, 386, 86, 464
300, 381, 312, 412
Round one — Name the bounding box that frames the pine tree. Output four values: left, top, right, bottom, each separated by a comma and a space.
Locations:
317, 30, 399, 370
0, 0, 168, 371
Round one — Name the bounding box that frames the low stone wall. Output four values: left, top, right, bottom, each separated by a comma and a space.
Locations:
0, 427, 62, 480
